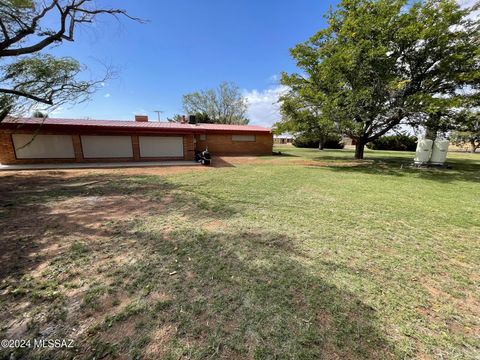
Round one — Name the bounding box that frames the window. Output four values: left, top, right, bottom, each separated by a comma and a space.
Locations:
199, 134, 206, 141
232, 135, 256, 142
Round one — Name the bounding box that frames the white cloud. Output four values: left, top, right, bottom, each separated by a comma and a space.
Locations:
104, 93, 111, 98
49, 106, 64, 116
244, 85, 288, 127
268, 74, 280, 82
458, 0, 479, 19
132, 108, 148, 116
458, 0, 477, 7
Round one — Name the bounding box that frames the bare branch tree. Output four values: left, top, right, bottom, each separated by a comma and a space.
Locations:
182, 82, 249, 125
0, 0, 143, 121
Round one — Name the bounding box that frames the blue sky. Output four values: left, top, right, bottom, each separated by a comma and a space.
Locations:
46, 0, 339, 126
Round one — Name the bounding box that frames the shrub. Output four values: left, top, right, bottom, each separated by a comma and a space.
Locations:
293, 135, 344, 149
323, 138, 345, 149
367, 134, 417, 151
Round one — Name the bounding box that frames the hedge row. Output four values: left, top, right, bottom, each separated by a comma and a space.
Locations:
367, 135, 417, 151
293, 135, 344, 149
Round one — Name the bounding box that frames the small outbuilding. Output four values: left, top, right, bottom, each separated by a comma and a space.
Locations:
0, 116, 273, 165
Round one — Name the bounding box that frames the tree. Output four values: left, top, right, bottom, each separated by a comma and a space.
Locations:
31, 110, 47, 118
167, 114, 184, 123
0, 0, 142, 121
450, 110, 480, 153
275, 91, 339, 150
182, 82, 249, 124
167, 112, 214, 123
192, 112, 213, 123
281, 0, 479, 159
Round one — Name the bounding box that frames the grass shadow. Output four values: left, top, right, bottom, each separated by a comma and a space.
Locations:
270, 151, 300, 157
322, 162, 480, 183
297, 152, 480, 184
210, 156, 236, 168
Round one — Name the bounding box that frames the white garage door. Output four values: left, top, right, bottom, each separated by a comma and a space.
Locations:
12, 134, 75, 159
81, 135, 133, 158
139, 136, 184, 157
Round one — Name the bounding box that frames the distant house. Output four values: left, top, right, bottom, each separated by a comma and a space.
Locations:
0, 116, 273, 165
274, 133, 294, 144
341, 136, 356, 147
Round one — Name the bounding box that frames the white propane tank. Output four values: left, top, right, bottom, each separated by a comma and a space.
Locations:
414, 138, 433, 164
430, 139, 449, 165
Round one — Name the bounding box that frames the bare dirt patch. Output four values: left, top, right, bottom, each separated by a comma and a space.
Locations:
298, 160, 374, 167
0, 164, 208, 179
0, 170, 182, 356
203, 219, 224, 231
47, 195, 167, 228
144, 325, 175, 359
210, 156, 374, 169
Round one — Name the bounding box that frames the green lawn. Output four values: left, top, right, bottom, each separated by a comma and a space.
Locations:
0, 147, 479, 359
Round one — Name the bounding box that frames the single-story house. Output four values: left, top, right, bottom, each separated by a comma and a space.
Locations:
0, 116, 273, 165
273, 133, 294, 144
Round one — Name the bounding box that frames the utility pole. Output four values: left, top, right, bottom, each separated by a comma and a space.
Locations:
153, 110, 163, 122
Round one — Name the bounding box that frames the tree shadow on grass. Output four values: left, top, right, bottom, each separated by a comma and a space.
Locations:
269, 151, 300, 157
0, 172, 400, 360
326, 164, 479, 183
302, 154, 480, 184
210, 157, 236, 168
36, 226, 397, 360
131, 227, 397, 359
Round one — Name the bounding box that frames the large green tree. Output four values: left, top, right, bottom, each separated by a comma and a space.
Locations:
183, 82, 249, 125
281, 0, 479, 159
275, 93, 338, 150
450, 109, 480, 153
0, 0, 142, 121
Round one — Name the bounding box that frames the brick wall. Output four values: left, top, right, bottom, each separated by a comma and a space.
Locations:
0, 129, 273, 164
183, 134, 195, 161
195, 133, 273, 155
0, 132, 16, 164
0, 130, 195, 164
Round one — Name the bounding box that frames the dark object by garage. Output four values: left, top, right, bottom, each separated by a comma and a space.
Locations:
195, 148, 211, 165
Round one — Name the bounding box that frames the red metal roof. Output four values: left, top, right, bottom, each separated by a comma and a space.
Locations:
1, 117, 271, 134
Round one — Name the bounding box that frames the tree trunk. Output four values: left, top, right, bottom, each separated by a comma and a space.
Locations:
318, 135, 326, 150
0, 104, 12, 122
470, 139, 477, 153
354, 140, 365, 159
425, 125, 438, 141
318, 137, 324, 150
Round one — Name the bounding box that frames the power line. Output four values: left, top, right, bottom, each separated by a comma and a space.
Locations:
153, 110, 163, 122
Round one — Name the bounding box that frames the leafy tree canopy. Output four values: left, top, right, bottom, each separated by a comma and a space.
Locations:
31, 110, 47, 118
281, 0, 479, 159
275, 82, 340, 149
450, 109, 480, 153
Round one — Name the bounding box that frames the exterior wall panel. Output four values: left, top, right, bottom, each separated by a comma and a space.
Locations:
139, 136, 184, 157
196, 133, 273, 155
12, 134, 75, 159
81, 135, 133, 158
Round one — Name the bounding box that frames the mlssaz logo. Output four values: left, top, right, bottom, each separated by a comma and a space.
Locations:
33, 339, 75, 349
